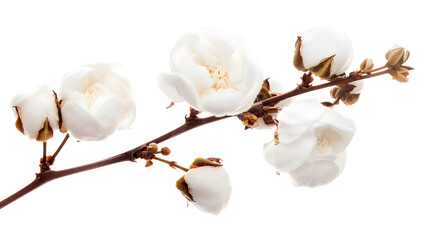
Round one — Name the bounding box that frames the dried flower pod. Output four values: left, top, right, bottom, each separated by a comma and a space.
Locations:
390, 67, 410, 83
238, 112, 258, 128
385, 45, 410, 67
145, 160, 153, 167
360, 58, 374, 72
146, 144, 158, 155
330, 82, 363, 106
160, 147, 171, 156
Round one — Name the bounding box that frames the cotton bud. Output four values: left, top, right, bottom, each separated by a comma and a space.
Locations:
160, 147, 171, 156
293, 26, 353, 79
385, 45, 410, 67
390, 67, 410, 83
146, 144, 158, 155
360, 58, 374, 72
11, 86, 59, 141
176, 158, 232, 215
330, 82, 363, 106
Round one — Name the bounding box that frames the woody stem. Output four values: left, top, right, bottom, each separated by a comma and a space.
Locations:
42, 142, 47, 163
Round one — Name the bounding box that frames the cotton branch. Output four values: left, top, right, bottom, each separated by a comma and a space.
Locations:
0, 67, 405, 210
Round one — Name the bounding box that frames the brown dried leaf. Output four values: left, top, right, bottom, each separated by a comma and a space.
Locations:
189, 157, 223, 169
293, 36, 307, 72
176, 175, 193, 201
13, 106, 25, 135
309, 54, 335, 79
36, 118, 54, 142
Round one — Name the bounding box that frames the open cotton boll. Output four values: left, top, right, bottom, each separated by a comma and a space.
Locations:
294, 26, 353, 78
263, 99, 356, 187
59, 63, 136, 141
184, 166, 232, 215
11, 85, 59, 141
158, 29, 264, 116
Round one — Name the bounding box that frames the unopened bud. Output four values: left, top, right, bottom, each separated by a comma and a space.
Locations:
360, 58, 374, 72
330, 87, 341, 99
329, 83, 362, 106
238, 112, 258, 128
390, 67, 409, 83
343, 93, 360, 106
385, 45, 410, 67
146, 144, 158, 155
160, 147, 171, 156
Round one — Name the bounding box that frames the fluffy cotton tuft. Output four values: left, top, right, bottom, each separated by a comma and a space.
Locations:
299, 26, 353, 77
184, 166, 232, 215
263, 99, 356, 187
158, 29, 264, 116
11, 86, 59, 140
59, 63, 136, 141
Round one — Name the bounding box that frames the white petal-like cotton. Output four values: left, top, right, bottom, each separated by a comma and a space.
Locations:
300, 26, 353, 76
59, 63, 136, 141
11, 86, 59, 140
263, 99, 356, 187
350, 81, 364, 94
184, 166, 232, 215
158, 29, 264, 116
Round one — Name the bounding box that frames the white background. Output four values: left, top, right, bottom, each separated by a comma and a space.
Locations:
0, 0, 427, 239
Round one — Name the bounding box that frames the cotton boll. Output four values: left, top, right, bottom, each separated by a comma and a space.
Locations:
59, 63, 136, 141
294, 26, 353, 78
11, 85, 59, 141
263, 99, 356, 187
179, 165, 232, 215
158, 29, 264, 116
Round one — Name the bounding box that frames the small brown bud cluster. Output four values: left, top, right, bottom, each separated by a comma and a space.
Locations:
240, 79, 283, 129
330, 84, 361, 106
138, 144, 171, 167
238, 112, 258, 128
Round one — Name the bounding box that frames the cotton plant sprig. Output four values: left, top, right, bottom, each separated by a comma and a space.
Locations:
0, 26, 412, 215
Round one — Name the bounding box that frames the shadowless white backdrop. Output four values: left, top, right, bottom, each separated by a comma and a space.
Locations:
0, 0, 428, 239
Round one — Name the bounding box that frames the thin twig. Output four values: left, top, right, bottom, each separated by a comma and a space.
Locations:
152, 156, 189, 172
49, 134, 70, 165
42, 142, 47, 163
